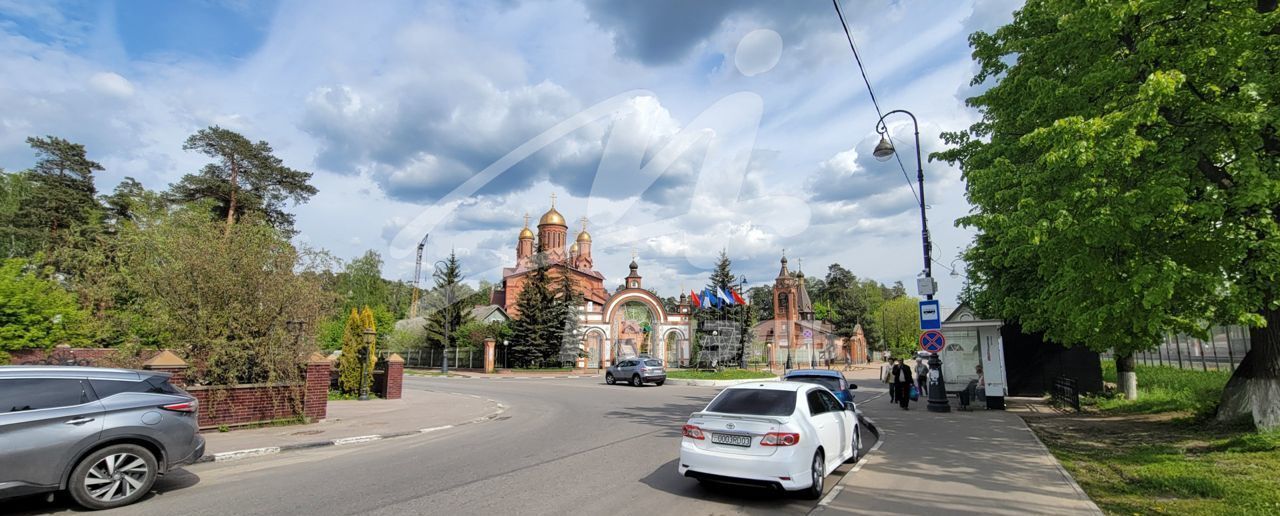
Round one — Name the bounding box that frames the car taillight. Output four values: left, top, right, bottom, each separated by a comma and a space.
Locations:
761, 432, 800, 446
682, 425, 705, 440
162, 400, 198, 413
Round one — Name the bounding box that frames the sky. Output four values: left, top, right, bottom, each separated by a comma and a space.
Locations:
0, 0, 1024, 306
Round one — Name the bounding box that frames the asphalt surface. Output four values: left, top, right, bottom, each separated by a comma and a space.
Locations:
5, 375, 879, 516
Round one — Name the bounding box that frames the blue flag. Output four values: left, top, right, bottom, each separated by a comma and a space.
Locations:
704, 288, 719, 308
720, 287, 735, 306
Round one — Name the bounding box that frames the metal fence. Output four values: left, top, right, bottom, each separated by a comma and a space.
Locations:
1103, 325, 1252, 372
1051, 376, 1081, 412
381, 348, 487, 370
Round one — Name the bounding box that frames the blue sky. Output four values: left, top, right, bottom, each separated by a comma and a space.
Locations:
0, 0, 1023, 306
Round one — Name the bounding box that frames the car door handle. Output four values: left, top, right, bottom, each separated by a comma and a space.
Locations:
65, 417, 95, 425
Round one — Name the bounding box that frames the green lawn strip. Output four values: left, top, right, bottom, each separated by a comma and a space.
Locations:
1036, 361, 1280, 515
664, 369, 776, 380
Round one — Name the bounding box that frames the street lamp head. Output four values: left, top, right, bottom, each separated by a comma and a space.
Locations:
872, 135, 896, 162
362, 327, 376, 345
950, 269, 960, 278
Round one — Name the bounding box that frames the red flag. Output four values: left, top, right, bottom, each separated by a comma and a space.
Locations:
690, 290, 701, 308
731, 289, 745, 305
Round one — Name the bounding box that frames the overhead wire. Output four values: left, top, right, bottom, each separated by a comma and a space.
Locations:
831, 0, 920, 206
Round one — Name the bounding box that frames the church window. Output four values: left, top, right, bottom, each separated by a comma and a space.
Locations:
630, 281, 638, 288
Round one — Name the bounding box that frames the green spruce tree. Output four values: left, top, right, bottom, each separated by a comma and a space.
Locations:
424, 251, 473, 350
508, 252, 555, 366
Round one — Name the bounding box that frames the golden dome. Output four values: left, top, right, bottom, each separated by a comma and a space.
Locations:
519, 227, 534, 239
539, 207, 566, 226
570, 242, 580, 253
576, 230, 591, 243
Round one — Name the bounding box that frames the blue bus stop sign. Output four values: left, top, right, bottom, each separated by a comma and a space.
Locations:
919, 299, 941, 330
919, 330, 946, 354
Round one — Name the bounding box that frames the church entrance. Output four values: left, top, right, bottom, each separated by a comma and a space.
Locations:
585, 331, 604, 369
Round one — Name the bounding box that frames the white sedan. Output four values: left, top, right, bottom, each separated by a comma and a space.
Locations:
678, 381, 860, 499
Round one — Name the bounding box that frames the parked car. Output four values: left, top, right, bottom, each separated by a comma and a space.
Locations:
0, 366, 205, 510
678, 381, 860, 499
782, 369, 858, 405
605, 358, 666, 386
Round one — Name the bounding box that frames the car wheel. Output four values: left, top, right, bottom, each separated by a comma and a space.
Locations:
654, 380, 665, 386
801, 450, 825, 499
68, 443, 158, 510
606, 373, 616, 385
631, 374, 643, 387
846, 425, 861, 464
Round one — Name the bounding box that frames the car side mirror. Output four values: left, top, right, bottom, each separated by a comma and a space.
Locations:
845, 401, 856, 411
848, 383, 858, 390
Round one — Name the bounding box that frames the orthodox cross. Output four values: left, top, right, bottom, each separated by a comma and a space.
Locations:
580, 216, 588, 233
631, 248, 638, 260
523, 212, 530, 228
550, 192, 557, 207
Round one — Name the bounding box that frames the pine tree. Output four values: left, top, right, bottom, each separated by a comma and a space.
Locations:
11, 137, 105, 262
554, 273, 584, 365
424, 251, 473, 349
169, 126, 317, 236
508, 253, 555, 366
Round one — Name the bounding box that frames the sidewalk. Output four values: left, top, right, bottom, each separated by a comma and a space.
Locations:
198, 387, 501, 461
821, 368, 1102, 515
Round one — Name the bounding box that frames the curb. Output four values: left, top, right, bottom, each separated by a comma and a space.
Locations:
811, 413, 883, 515
1020, 418, 1106, 515
662, 377, 779, 387
192, 395, 507, 464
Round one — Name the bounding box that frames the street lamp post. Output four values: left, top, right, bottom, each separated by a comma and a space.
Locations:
738, 277, 749, 370
503, 339, 509, 369
358, 327, 375, 401
873, 109, 950, 413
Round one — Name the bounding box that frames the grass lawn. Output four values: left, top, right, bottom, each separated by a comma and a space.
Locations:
1028, 360, 1280, 515
404, 369, 464, 377
664, 369, 776, 380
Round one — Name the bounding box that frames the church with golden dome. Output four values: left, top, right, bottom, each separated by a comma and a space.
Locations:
491, 197, 693, 368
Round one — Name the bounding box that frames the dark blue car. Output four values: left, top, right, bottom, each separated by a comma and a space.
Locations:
783, 369, 857, 405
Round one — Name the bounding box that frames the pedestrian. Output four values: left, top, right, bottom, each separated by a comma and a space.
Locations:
915, 357, 929, 397
892, 358, 913, 409
883, 358, 896, 403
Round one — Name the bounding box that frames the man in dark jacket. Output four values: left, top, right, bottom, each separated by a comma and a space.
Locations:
891, 359, 912, 409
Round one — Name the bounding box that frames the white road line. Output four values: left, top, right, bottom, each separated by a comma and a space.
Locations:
213, 447, 281, 462
332, 435, 382, 445
817, 485, 844, 507
419, 425, 454, 433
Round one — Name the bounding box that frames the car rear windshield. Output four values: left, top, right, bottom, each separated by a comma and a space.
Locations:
90, 376, 186, 399
788, 376, 842, 392
644, 360, 662, 367
706, 389, 795, 416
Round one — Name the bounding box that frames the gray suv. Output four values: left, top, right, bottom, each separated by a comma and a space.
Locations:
0, 366, 205, 510
606, 358, 666, 386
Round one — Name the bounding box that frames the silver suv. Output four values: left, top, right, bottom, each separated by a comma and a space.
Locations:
0, 366, 205, 510
606, 358, 666, 386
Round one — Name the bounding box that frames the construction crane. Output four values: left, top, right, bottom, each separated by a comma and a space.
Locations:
408, 233, 429, 319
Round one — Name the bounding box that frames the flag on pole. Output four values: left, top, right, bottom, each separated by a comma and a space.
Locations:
719, 287, 734, 306
704, 288, 719, 308
690, 290, 701, 308
731, 288, 746, 305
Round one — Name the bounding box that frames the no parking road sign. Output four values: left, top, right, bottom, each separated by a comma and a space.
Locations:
919, 330, 945, 354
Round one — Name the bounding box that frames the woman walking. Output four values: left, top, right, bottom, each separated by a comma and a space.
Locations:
891, 359, 913, 409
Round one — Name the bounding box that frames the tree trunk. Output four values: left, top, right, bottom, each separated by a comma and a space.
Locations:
1216, 305, 1280, 431
224, 158, 239, 236
1116, 351, 1138, 400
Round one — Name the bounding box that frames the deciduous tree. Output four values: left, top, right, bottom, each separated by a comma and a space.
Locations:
937, 0, 1280, 429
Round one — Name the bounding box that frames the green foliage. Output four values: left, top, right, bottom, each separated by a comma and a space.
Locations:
1091, 360, 1233, 417
0, 170, 35, 258
936, 0, 1280, 358
169, 126, 317, 235
456, 319, 511, 350
337, 308, 365, 394
424, 251, 474, 349
0, 259, 89, 363
878, 295, 922, 357
119, 206, 333, 385
665, 369, 776, 380
336, 250, 389, 313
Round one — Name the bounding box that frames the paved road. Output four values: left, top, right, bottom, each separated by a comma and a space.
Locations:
7, 375, 878, 516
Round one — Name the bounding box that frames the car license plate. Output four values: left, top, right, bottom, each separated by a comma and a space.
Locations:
712, 433, 752, 447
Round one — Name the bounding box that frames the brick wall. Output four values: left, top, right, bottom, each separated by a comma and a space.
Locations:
188, 383, 304, 429
384, 358, 403, 400
11, 347, 331, 430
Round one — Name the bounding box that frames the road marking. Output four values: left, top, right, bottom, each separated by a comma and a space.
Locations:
333, 435, 382, 445
213, 447, 281, 462
811, 415, 883, 514
419, 425, 454, 433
